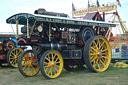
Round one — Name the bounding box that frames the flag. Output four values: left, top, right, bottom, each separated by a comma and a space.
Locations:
72, 3, 76, 11
116, 0, 121, 7
97, 0, 100, 7
88, 0, 90, 8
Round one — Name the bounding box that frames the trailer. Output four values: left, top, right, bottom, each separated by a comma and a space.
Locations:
6, 8, 116, 79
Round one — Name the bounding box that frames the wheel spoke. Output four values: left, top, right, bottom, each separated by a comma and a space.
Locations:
25, 66, 30, 73
90, 49, 94, 53
91, 56, 97, 62
44, 62, 48, 65
53, 54, 57, 61
90, 47, 97, 52
45, 67, 49, 73
10, 54, 15, 57
22, 64, 27, 70
102, 53, 108, 55
100, 60, 105, 67
90, 53, 97, 56
56, 61, 60, 64
45, 57, 50, 61
47, 55, 50, 60
31, 55, 34, 61
9, 57, 14, 59
98, 63, 101, 70
95, 58, 99, 66
101, 58, 105, 63
54, 67, 58, 71
55, 57, 59, 62
16, 50, 18, 56
44, 65, 48, 68
55, 64, 60, 68
17, 50, 23, 56
11, 52, 15, 56
101, 49, 108, 52
90, 56, 94, 60
12, 60, 15, 64
51, 68, 53, 76
31, 53, 33, 60
92, 59, 97, 68
93, 41, 98, 49
97, 39, 100, 48
28, 66, 30, 74
101, 46, 104, 51
99, 41, 105, 49
11, 59, 15, 63
31, 66, 34, 73
102, 56, 108, 59
13, 59, 17, 64
92, 60, 96, 67
52, 53, 54, 61
54, 67, 56, 75
48, 68, 52, 75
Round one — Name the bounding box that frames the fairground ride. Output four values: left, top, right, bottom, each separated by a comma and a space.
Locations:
72, 0, 128, 41
72, 0, 128, 62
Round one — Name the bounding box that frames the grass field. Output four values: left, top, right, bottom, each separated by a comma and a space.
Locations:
0, 64, 128, 85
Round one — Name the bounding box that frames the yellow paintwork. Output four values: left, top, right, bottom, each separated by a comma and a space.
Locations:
9, 48, 23, 67
43, 51, 63, 78
90, 37, 111, 72
21, 51, 40, 76
113, 62, 128, 68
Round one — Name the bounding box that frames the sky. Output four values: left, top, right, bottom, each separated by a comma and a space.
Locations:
0, 0, 128, 35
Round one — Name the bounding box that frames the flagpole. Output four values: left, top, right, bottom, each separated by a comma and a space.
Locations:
88, 0, 89, 13
72, 2, 73, 18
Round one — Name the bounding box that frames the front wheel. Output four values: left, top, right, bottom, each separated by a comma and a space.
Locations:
83, 36, 111, 72
18, 50, 40, 77
40, 50, 63, 79
7, 48, 23, 68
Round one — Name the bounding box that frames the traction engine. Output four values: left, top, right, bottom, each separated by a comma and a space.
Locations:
0, 36, 23, 68
6, 8, 116, 79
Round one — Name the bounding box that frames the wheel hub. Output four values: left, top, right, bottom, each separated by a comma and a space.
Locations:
97, 50, 102, 59
49, 61, 55, 67
14, 55, 17, 59
27, 61, 32, 66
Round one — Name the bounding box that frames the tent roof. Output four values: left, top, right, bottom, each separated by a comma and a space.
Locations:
83, 12, 99, 20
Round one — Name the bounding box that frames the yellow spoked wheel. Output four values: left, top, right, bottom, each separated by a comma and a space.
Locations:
40, 50, 63, 79
84, 36, 111, 72
7, 48, 23, 68
18, 50, 40, 77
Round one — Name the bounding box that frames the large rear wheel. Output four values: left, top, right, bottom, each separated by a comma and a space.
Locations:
40, 50, 63, 79
83, 36, 111, 72
7, 48, 23, 68
18, 50, 40, 77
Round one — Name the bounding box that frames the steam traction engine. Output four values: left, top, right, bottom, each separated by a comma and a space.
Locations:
6, 9, 116, 79
0, 33, 23, 67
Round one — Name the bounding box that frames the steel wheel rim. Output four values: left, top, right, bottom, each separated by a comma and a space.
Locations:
89, 37, 111, 72
43, 51, 63, 78
9, 48, 23, 67
21, 51, 40, 76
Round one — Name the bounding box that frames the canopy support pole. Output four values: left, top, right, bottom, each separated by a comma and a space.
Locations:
16, 20, 19, 39
49, 23, 51, 42
27, 19, 30, 38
